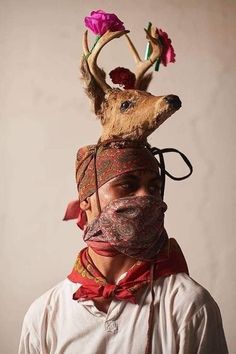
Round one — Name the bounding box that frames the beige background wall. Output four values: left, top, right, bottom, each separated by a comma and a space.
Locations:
1, 0, 235, 353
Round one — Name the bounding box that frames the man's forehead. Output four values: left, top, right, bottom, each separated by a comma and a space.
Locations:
111, 169, 160, 181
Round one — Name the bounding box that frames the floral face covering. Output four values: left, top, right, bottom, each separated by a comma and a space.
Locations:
83, 195, 168, 261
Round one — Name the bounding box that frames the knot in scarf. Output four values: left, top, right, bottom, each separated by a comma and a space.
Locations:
68, 238, 189, 304
73, 282, 136, 303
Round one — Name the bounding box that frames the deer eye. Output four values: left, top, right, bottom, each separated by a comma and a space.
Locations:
120, 100, 133, 112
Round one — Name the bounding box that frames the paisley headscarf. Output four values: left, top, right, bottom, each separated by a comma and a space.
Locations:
64, 140, 192, 229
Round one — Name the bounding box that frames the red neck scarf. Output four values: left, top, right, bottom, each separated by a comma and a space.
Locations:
68, 238, 188, 303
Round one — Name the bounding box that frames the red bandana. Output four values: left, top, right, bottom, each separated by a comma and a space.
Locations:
68, 238, 188, 303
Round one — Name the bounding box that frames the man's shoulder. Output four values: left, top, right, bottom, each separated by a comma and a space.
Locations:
24, 279, 78, 325
154, 273, 228, 352
168, 272, 212, 298
156, 272, 217, 311
155, 273, 221, 330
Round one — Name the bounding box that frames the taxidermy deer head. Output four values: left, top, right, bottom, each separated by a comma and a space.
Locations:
81, 11, 181, 143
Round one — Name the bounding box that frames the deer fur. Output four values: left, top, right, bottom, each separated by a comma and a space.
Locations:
98, 89, 180, 142
81, 27, 181, 143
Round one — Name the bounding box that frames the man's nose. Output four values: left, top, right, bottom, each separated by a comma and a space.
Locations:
134, 187, 151, 197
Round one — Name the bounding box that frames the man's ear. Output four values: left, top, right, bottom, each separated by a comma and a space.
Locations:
80, 197, 91, 211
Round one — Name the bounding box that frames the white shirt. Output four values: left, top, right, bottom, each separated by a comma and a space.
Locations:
18, 273, 228, 354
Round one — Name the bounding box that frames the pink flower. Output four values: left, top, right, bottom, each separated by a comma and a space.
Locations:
157, 29, 176, 66
84, 10, 125, 36
109, 67, 136, 89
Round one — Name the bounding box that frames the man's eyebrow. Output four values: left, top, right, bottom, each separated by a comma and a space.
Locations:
111, 174, 162, 184
150, 176, 162, 183
112, 174, 139, 182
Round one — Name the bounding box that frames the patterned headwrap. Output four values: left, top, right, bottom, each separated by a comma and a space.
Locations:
64, 140, 162, 229
63, 140, 192, 229
76, 140, 159, 202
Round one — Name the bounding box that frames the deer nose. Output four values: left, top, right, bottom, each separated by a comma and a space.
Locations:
165, 95, 181, 109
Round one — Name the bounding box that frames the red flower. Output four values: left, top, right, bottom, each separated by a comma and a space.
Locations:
84, 10, 125, 36
109, 67, 136, 89
157, 29, 176, 66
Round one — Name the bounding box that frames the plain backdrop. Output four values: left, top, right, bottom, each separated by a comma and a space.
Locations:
1, 0, 235, 353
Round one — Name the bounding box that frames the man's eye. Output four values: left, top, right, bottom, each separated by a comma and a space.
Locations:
149, 184, 161, 194
120, 182, 134, 190
117, 181, 138, 192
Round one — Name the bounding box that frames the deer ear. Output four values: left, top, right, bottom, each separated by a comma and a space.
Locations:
138, 73, 153, 91
80, 57, 106, 116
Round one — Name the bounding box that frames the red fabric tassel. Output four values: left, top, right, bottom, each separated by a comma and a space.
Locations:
63, 200, 87, 230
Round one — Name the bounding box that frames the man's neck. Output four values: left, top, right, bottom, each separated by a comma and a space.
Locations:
88, 247, 136, 284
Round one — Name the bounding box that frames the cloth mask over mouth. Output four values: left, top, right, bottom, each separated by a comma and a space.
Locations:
83, 195, 168, 261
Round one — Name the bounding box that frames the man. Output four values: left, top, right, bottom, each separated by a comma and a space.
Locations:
19, 141, 228, 353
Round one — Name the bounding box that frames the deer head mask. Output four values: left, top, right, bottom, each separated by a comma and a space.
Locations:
81, 15, 181, 143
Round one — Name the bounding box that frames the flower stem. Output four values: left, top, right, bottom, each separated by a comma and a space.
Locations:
154, 59, 160, 71
145, 22, 152, 60
90, 35, 101, 53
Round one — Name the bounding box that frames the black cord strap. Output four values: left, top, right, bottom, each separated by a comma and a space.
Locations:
93, 145, 102, 215
149, 147, 193, 199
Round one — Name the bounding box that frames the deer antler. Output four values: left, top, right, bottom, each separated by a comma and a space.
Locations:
125, 25, 162, 89
83, 29, 130, 93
